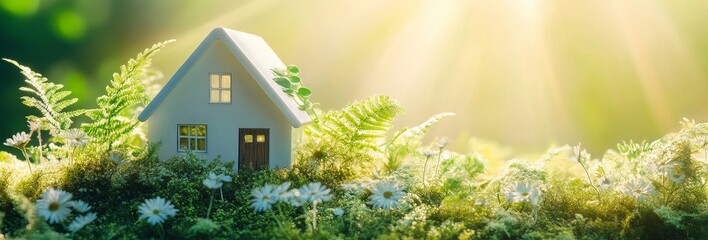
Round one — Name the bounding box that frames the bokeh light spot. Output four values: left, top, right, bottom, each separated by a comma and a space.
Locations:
52, 10, 86, 41
0, 0, 39, 17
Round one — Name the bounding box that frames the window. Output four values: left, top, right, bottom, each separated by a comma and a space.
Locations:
210, 73, 232, 103
244, 134, 253, 143
178, 124, 206, 152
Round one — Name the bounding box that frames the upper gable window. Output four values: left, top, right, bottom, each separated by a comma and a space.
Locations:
210, 73, 232, 103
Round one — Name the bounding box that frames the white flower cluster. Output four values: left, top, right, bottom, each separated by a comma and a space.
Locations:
3, 132, 31, 149
138, 196, 179, 225
203, 172, 232, 189
503, 181, 542, 206
620, 177, 656, 200
250, 182, 333, 212
35, 188, 98, 233
368, 182, 406, 210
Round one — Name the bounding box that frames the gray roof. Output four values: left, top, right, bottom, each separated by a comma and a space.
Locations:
138, 27, 312, 128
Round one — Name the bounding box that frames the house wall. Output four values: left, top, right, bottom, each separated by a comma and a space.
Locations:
148, 38, 293, 170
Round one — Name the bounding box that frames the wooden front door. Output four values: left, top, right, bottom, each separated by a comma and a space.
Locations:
238, 128, 269, 170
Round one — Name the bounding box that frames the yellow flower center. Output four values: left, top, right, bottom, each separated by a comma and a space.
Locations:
49, 202, 60, 212
521, 192, 530, 197
153, 209, 160, 215
383, 191, 393, 199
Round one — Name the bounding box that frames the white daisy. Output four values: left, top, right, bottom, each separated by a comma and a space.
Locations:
620, 178, 656, 200
36, 188, 73, 224
667, 164, 687, 184
108, 151, 125, 164
4, 132, 31, 149
299, 182, 333, 204
216, 173, 232, 182
420, 149, 437, 158
28, 120, 42, 132
342, 179, 372, 192
597, 176, 613, 190
369, 182, 406, 209
203, 178, 223, 189
64, 129, 89, 147
436, 137, 450, 149
332, 208, 344, 217
273, 182, 292, 202
67, 212, 97, 233
250, 184, 278, 212
569, 144, 590, 162
287, 189, 307, 207
137, 196, 179, 225
504, 182, 542, 206
70, 200, 92, 213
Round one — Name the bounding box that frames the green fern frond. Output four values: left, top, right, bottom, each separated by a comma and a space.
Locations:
82, 40, 173, 151
392, 112, 455, 145
4, 58, 84, 134
308, 95, 403, 151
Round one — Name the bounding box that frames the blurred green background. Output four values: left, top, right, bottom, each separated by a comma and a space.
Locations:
1, 0, 707, 155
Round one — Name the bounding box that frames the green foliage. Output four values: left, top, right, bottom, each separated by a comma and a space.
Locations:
272, 65, 317, 114
82, 40, 173, 151
3, 58, 84, 135
308, 95, 403, 152
383, 112, 455, 173
2, 46, 708, 239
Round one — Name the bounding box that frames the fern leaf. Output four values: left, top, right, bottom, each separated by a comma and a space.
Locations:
309, 95, 403, 151
394, 112, 455, 144
82, 40, 173, 151
4, 58, 82, 134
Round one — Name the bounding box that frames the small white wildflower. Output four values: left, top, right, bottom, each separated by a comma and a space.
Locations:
64, 129, 89, 147
108, 151, 125, 164
504, 182, 542, 206
620, 178, 656, 200
216, 174, 232, 182
250, 184, 278, 212
420, 149, 437, 158
70, 200, 92, 213
202, 178, 223, 189
274, 182, 292, 202
36, 188, 73, 224
436, 137, 450, 149
332, 208, 344, 217
4, 132, 31, 149
597, 176, 613, 190
667, 164, 686, 184
569, 144, 590, 162
342, 179, 372, 192
67, 212, 97, 233
299, 182, 333, 204
28, 120, 42, 132
137, 196, 179, 225
369, 182, 406, 209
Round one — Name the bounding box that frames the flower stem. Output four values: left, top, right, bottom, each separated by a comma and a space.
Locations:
434, 148, 443, 180
206, 190, 214, 219
578, 157, 600, 200
312, 202, 318, 232
422, 156, 431, 186
20, 147, 32, 174
37, 130, 42, 163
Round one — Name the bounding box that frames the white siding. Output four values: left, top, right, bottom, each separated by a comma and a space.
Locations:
148, 38, 292, 170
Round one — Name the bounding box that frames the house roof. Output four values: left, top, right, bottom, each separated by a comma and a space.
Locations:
138, 27, 312, 128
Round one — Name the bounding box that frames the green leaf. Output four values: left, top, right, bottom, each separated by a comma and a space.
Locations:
290, 75, 301, 83
297, 87, 312, 97
274, 77, 291, 88
287, 65, 299, 73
